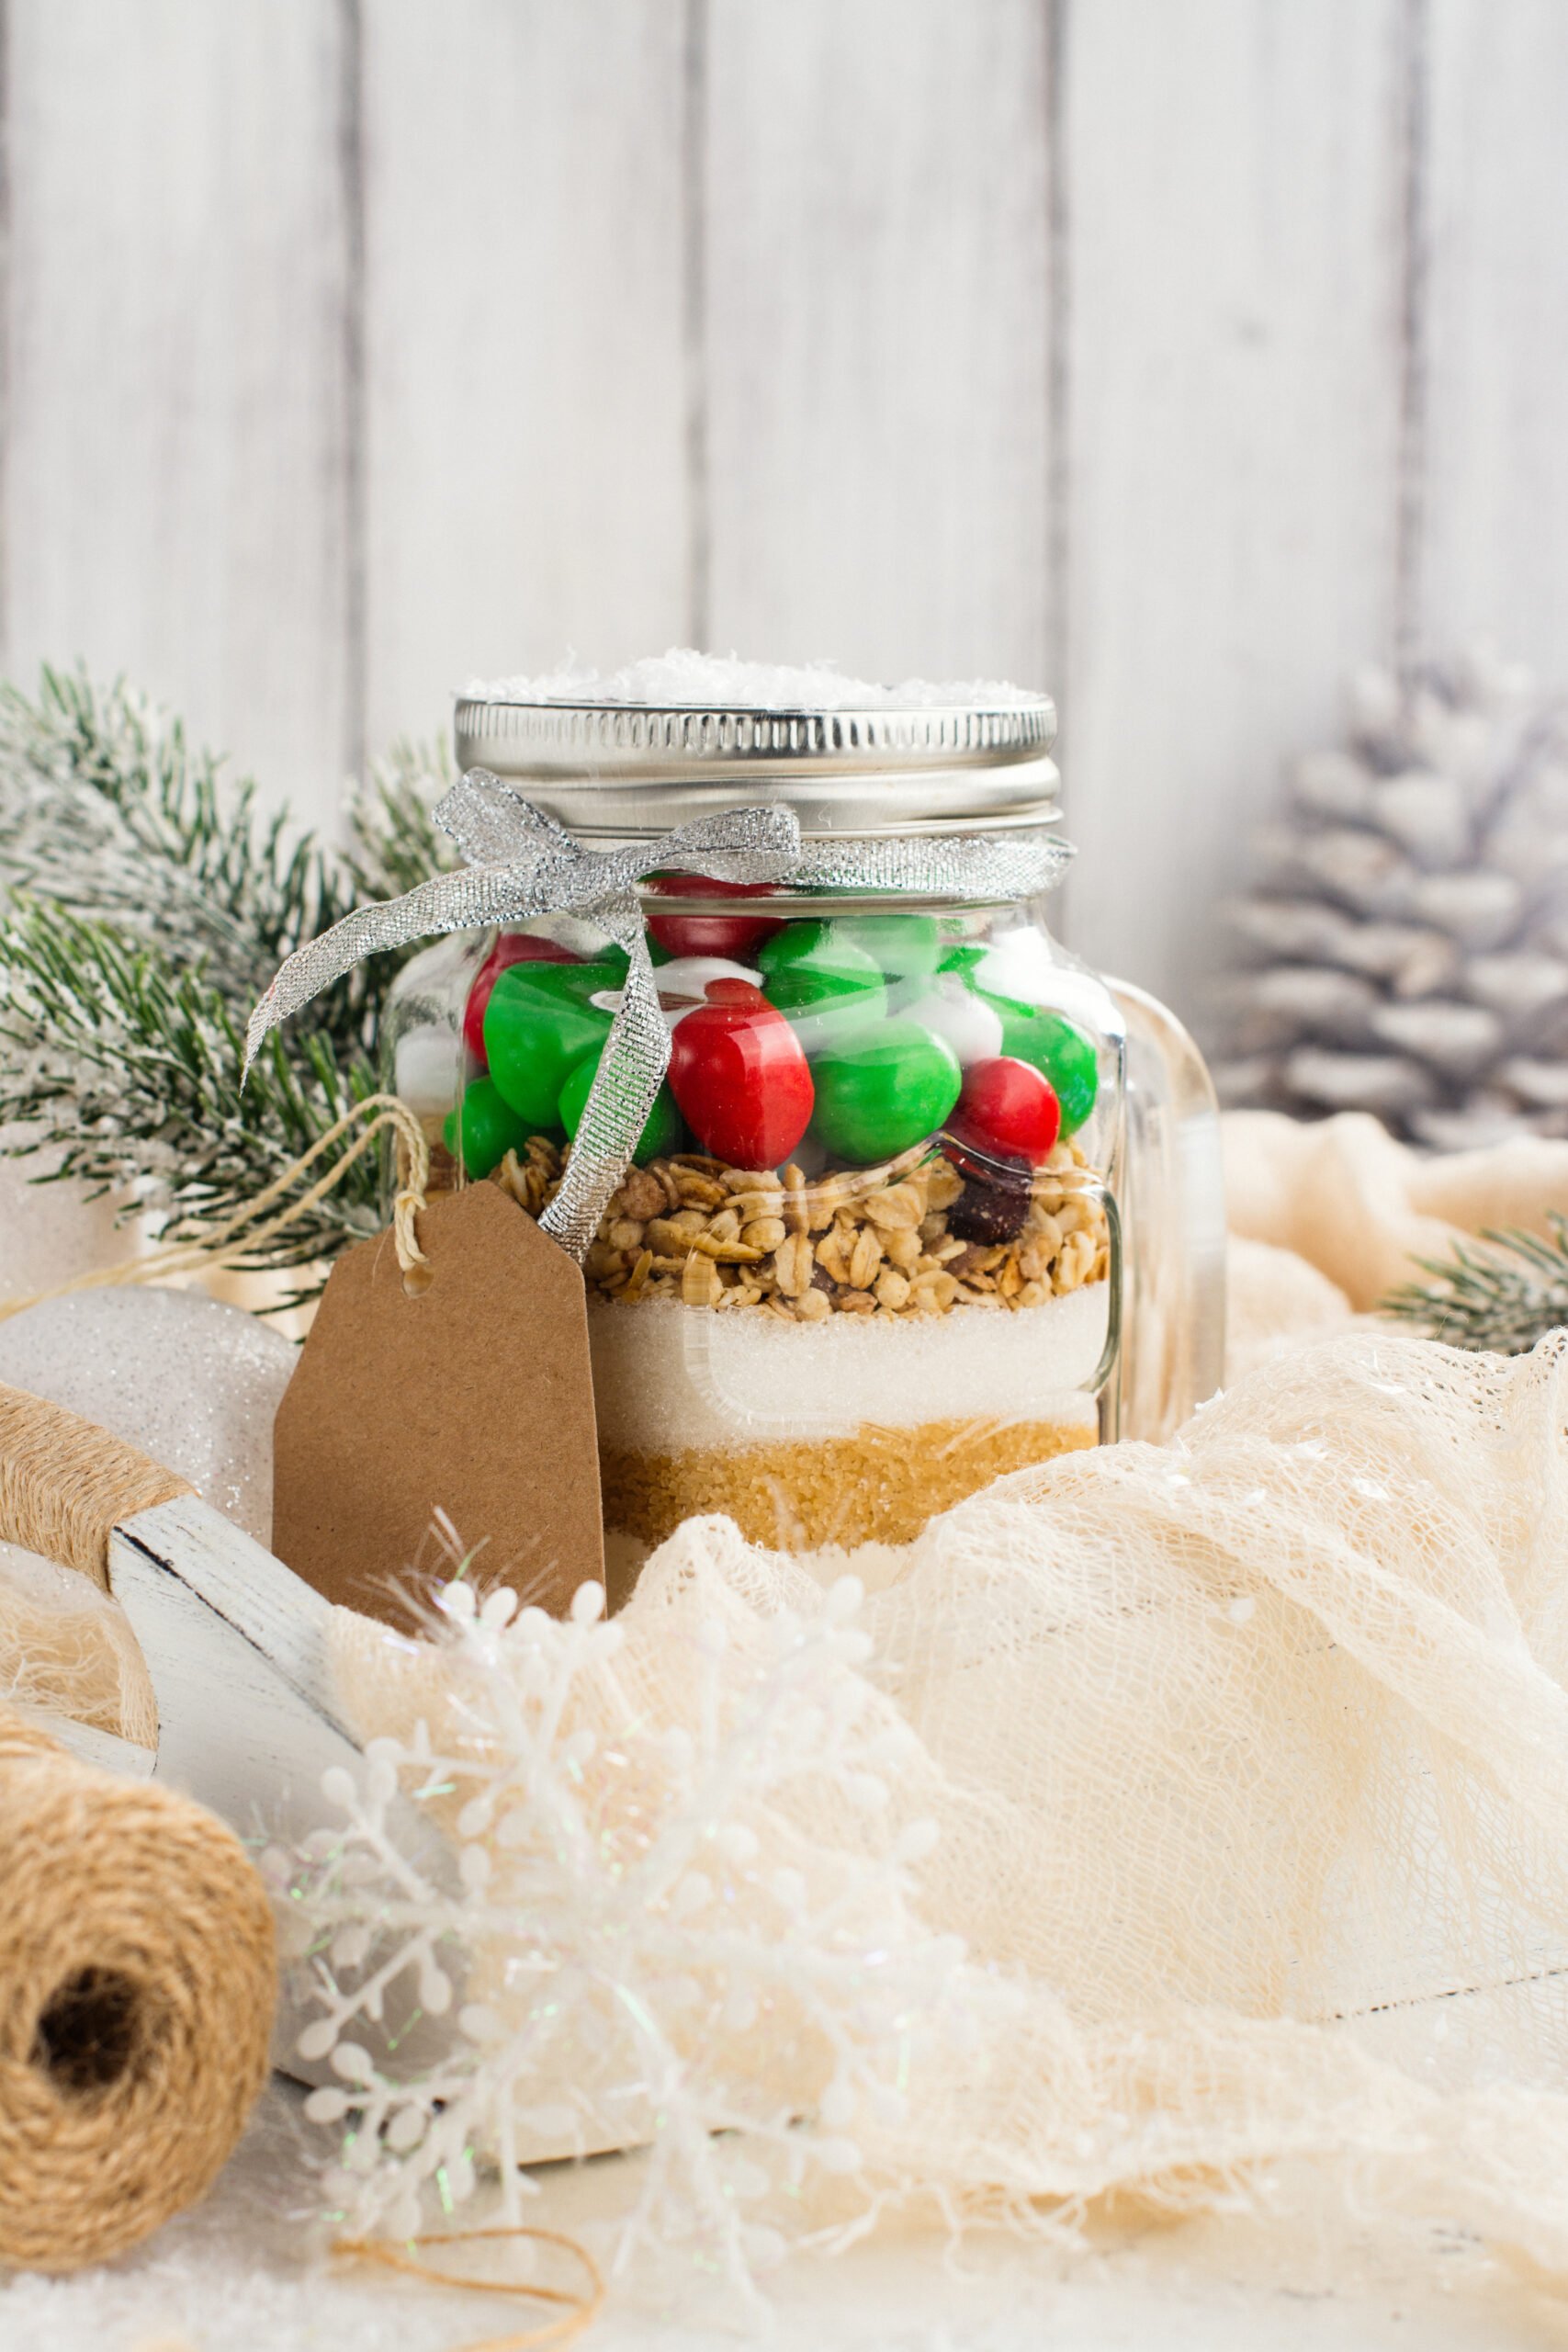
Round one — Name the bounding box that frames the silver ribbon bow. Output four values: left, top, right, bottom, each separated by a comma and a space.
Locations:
246, 770, 804, 1256
246, 766, 1071, 1261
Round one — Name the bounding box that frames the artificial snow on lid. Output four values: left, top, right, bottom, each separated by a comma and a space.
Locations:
454, 650, 1060, 842
465, 650, 1047, 713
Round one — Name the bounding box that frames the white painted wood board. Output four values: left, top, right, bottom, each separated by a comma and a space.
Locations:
702, 0, 1055, 694
1058, 0, 1410, 1029
3, 0, 355, 820
359, 0, 692, 764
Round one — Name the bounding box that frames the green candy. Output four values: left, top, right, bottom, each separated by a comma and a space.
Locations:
835, 912, 941, 980
558, 1049, 682, 1163
482, 960, 618, 1126
444, 1077, 547, 1181
937, 943, 987, 979
757, 920, 886, 1018
980, 993, 1100, 1135
809, 1019, 963, 1164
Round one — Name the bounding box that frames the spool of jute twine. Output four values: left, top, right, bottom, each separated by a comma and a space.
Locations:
0, 1709, 276, 2272
0, 1387, 274, 2271
0, 1107, 415, 2266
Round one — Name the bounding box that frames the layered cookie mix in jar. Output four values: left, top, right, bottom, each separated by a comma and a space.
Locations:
387, 662, 1223, 1567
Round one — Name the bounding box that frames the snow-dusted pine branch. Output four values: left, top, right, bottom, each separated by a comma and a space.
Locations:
0, 665, 455, 1273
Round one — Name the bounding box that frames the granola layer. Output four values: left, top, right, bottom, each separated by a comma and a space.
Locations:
602, 1415, 1099, 1556
491, 1133, 1112, 1321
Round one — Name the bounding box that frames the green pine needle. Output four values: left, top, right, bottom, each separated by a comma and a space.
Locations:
0, 895, 383, 1270
0, 665, 457, 1285
0, 664, 346, 989
1382, 1215, 1568, 1354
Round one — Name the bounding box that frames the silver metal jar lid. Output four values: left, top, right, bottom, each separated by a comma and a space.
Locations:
452, 694, 1060, 840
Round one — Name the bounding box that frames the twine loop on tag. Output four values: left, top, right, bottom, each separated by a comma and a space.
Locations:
388, 1108, 431, 1280
0, 1092, 430, 1323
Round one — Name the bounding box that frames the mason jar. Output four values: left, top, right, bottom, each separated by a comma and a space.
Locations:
387, 687, 1224, 1580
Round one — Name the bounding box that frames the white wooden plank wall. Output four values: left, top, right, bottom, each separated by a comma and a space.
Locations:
1422, 0, 1568, 677
1061, 0, 1407, 1009
4, 0, 355, 814
703, 0, 1054, 691
360, 1, 691, 760
0, 0, 1563, 1035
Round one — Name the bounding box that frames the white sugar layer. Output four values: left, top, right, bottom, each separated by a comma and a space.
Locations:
588, 1286, 1107, 1454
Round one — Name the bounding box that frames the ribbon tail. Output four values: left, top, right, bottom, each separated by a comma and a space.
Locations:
243, 867, 523, 1076
540, 904, 671, 1261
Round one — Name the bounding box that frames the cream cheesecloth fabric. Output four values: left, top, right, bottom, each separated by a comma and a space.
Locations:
1224, 1103, 1568, 1307
326, 1325, 1568, 2271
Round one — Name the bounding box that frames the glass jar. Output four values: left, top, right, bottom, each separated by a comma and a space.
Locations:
386, 687, 1224, 1579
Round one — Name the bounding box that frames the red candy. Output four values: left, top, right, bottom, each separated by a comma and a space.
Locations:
947, 1056, 1061, 1167
647, 874, 784, 961
668, 979, 814, 1168
464, 933, 582, 1065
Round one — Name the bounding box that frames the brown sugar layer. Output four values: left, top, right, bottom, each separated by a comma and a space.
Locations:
601, 1415, 1098, 1555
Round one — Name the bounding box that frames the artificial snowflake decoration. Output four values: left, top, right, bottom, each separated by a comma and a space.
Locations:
269, 1547, 982, 2304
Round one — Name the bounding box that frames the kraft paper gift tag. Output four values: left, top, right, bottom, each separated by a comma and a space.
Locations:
273, 1182, 604, 1634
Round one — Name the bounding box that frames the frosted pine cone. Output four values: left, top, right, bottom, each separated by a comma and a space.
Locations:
1215, 648, 1568, 1149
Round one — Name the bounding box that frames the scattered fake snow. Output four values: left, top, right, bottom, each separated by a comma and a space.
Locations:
465, 649, 1046, 713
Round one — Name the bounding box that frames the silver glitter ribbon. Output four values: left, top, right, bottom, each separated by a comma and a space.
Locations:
245, 767, 1071, 1261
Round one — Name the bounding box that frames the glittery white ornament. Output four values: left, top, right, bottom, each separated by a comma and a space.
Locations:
0, 1131, 137, 1303
0, 1285, 296, 1743
284, 1548, 976, 2299
0, 1285, 294, 1544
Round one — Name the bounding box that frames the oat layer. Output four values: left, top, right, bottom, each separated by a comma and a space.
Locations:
492, 1133, 1112, 1322
601, 1415, 1099, 1555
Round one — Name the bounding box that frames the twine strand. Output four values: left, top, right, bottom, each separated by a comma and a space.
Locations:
0, 1378, 192, 1590
0, 1093, 430, 1326
333, 2224, 604, 2348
